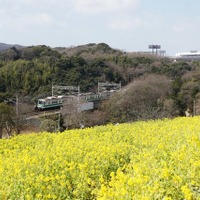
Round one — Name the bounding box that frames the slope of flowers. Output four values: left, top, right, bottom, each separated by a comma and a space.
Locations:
0, 117, 200, 199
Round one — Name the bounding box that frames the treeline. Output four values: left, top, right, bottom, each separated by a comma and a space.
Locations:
0, 44, 124, 100
1, 43, 200, 123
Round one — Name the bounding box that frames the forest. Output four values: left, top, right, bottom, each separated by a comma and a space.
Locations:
1, 43, 200, 130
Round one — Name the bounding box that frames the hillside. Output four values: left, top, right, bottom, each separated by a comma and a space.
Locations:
54, 43, 121, 56
0, 43, 200, 120
0, 43, 160, 98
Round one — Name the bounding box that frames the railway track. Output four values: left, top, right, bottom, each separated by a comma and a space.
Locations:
26, 109, 61, 120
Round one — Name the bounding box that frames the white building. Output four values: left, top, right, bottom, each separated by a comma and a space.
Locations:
175, 51, 200, 61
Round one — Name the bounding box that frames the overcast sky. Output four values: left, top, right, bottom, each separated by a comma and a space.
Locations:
0, 0, 200, 56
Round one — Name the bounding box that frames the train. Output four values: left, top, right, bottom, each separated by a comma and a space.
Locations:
35, 92, 112, 111
35, 95, 70, 110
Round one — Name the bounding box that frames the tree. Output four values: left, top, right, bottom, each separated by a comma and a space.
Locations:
0, 103, 16, 138
103, 75, 172, 123
61, 97, 82, 129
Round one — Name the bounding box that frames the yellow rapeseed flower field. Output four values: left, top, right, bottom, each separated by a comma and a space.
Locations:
0, 117, 200, 199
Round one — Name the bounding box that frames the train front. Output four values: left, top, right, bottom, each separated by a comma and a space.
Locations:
35, 99, 46, 110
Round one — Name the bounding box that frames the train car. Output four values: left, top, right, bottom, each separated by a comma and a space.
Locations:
35, 96, 65, 110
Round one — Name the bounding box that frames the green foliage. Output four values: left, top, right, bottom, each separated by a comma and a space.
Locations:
110, 55, 155, 68
96, 43, 117, 53
0, 47, 20, 61
0, 60, 55, 95
20, 45, 61, 61
170, 71, 200, 116
160, 62, 191, 77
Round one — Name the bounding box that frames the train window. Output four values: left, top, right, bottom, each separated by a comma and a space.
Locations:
38, 100, 45, 105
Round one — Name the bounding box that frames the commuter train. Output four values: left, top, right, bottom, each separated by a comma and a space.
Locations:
35, 92, 112, 110
35, 95, 68, 110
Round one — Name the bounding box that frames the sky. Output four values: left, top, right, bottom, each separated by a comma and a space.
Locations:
0, 0, 200, 56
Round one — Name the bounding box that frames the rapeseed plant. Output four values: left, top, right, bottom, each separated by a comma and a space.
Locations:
0, 117, 199, 199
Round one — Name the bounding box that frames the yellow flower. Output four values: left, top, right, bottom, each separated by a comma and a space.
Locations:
181, 185, 192, 200
36, 193, 43, 198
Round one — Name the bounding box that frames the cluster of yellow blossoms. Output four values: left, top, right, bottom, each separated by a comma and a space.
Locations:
0, 117, 200, 199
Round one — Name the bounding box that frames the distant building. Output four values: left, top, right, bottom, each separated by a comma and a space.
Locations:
175, 51, 200, 61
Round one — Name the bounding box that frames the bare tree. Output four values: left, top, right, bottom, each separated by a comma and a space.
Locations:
61, 96, 82, 129
15, 95, 35, 134
103, 75, 172, 123
80, 109, 107, 127
0, 103, 16, 138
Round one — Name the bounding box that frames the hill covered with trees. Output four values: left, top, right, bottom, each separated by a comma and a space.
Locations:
1, 43, 200, 126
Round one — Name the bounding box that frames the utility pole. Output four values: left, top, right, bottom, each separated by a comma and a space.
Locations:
119, 81, 122, 90
98, 81, 100, 93
16, 94, 19, 118
77, 85, 80, 111
52, 83, 54, 96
